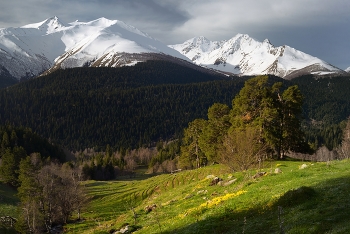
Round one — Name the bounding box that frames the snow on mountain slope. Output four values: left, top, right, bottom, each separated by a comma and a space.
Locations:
346, 67, 350, 73
48, 17, 189, 73
169, 34, 345, 79
0, 17, 188, 80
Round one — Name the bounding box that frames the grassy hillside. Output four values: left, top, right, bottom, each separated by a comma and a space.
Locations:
0, 182, 18, 216
65, 160, 350, 234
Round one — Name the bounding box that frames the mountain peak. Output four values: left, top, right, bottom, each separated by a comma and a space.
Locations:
0, 16, 188, 80
21, 16, 66, 34
263, 38, 271, 45
170, 34, 345, 79
346, 67, 350, 73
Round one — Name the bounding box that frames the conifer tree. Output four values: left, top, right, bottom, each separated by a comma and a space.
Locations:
179, 118, 207, 169
0, 149, 18, 186
229, 76, 309, 159
199, 103, 231, 162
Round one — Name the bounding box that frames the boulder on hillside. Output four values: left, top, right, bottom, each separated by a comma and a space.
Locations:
210, 177, 223, 186
144, 204, 157, 213
274, 168, 282, 173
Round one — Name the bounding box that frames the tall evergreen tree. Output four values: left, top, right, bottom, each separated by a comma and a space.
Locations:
179, 119, 207, 169
272, 84, 308, 158
199, 103, 231, 162
0, 149, 18, 186
230, 76, 310, 159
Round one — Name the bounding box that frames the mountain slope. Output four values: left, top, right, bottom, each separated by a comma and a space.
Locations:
0, 16, 189, 81
64, 161, 350, 233
0, 60, 239, 150
346, 67, 350, 73
169, 34, 345, 79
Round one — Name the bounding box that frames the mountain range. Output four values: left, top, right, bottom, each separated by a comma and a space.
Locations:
0, 16, 348, 83
169, 35, 347, 79
0, 16, 189, 81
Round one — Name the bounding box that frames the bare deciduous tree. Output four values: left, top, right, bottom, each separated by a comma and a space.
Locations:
338, 118, 350, 160
219, 127, 268, 172
17, 158, 88, 233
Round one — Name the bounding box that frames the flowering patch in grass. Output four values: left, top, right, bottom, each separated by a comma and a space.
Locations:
179, 190, 247, 218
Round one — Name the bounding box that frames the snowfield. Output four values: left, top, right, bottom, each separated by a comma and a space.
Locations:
169, 34, 344, 78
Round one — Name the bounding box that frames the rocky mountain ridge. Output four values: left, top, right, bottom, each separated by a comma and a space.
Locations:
169, 34, 346, 79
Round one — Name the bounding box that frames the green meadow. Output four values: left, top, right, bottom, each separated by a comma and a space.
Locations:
60, 159, 350, 234
0, 182, 18, 233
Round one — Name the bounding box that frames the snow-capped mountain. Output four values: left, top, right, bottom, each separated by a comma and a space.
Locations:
0, 17, 346, 81
169, 34, 345, 79
0, 16, 188, 80
346, 67, 350, 73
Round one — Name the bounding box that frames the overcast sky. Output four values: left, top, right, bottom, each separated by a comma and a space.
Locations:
1, 0, 349, 69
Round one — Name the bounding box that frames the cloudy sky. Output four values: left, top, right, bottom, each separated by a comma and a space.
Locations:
1, 0, 349, 69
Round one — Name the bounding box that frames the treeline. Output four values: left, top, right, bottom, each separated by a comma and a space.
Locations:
0, 125, 88, 233
0, 125, 65, 186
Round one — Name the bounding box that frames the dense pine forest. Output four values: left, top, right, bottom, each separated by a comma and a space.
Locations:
293, 75, 350, 149
0, 60, 243, 150
0, 60, 349, 152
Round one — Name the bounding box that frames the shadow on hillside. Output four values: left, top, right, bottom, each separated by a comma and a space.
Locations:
162, 176, 350, 234
0, 184, 18, 207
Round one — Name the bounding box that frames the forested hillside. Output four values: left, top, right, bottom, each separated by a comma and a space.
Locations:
291, 75, 350, 149
0, 61, 244, 150
0, 61, 349, 152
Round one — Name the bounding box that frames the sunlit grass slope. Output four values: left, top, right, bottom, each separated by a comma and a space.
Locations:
66, 160, 350, 234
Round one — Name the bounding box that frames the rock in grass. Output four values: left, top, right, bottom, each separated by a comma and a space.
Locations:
223, 178, 237, 186
144, 204, 157, 213
210, 177, 223, 186
275, 168, 282, 173
252, 171, 266, 179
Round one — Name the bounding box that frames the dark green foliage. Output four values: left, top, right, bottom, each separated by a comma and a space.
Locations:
0, 61, 246, 150
180, 76, 312, 170
0, 61, 348, 153
292, 75, 350, 149
0, 125, 65, 186
0, 149, 18, 186
230, 76, 309, 159
0, 125, 65, 161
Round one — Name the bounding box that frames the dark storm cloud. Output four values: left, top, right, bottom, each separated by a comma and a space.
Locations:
0, 0, 349, 69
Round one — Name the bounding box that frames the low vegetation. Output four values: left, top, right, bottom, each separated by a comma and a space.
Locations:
63, 159, 350, 233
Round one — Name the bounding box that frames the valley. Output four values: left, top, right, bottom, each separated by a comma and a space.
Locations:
0, 16, 350, 234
